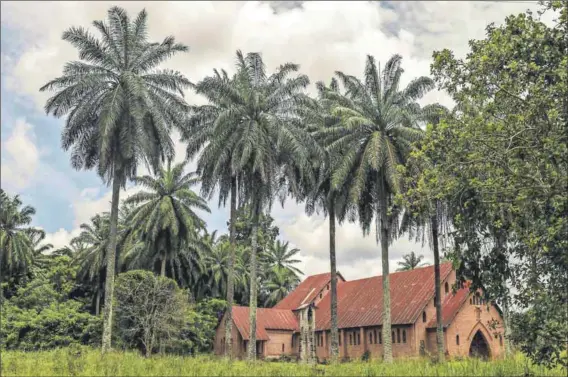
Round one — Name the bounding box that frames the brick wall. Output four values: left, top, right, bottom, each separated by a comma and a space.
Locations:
445, 294, 505, 358
264, 330, 294, 357
214, 313, 246, 358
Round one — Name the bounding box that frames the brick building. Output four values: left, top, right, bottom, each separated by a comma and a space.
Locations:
214, 263, 505, 361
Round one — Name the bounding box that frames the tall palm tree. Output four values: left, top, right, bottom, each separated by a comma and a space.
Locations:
191, 51, 317, 360
186, 68, 242, 358
401, 103, 453, 362
303, 78, 353, 362
264, 240, 303, 277
40, 7, 190, 352
122, 160, 210, 279
0, 189, 37, 281
396, 251, 428, 271
318, 54, 435, 362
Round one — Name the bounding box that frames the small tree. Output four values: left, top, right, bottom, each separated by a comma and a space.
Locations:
114, 270, 187, 357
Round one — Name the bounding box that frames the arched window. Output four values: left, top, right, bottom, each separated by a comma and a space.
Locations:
422, 311, 427, 323
456, 335, 460, 345
282, 344, 285, 352
402, 330, 407, 343
397, 328, 401, 343
445, 282, 449, 294
319, 293, 323, 299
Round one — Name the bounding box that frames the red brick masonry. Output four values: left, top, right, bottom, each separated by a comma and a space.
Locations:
215, 263, 505, 360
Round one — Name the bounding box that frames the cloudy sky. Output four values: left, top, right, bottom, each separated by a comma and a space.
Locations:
0, 1, 544, 280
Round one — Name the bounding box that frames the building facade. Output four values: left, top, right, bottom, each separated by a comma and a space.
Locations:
214, 263, 506, 361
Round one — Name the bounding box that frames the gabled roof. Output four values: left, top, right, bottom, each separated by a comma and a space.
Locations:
273, 272, 340, 310
426, 286, 470, 329
315, 263, 454, 330
231, 306, 299, 341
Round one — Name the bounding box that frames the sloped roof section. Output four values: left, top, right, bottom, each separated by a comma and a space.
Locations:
231, 306, 299, 341
315, 263, 453, 330
426, 287, 470, 328
273, 272, 333, 310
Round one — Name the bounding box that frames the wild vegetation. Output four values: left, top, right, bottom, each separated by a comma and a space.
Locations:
0, 1, 566, 375
2, 348, 566, 377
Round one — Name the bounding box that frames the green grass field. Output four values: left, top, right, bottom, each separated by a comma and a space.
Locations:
1, 348, 566, 377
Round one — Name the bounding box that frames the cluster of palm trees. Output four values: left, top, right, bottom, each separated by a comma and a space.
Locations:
36, 7, 450, 363
0, 185, 303, 314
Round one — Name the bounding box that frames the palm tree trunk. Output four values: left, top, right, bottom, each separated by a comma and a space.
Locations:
378, 177, 393, 363
225, 176, 237, 359
431, 212, 445, 363
95, 288, 101, 317
101, 166, 122, 353
160, 254, 166, 277
329, 201, 339, 363
247, 201, 260, 361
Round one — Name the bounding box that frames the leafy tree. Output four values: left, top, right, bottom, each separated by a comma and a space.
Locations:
41, 7, 191, 352
395, 252, 429, 272
122, 161, 210, 279
413, 0, 568, 367
317, 54, 436, 362
1, 256, 101, 350
114, 270, 188, 357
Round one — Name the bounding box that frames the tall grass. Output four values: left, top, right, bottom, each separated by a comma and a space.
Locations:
1, 348, 565, 377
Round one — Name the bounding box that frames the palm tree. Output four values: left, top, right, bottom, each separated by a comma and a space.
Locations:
396, 251, 429, 271
401, 103, 453, 362
263, 267, 299, 307
40, 7, 190, 352
303, 78, 353, 362
191, 51, 317, 360
73, 213, 111, 316
122, 160, 210, 279
186, 68, 242, 358
318, 54, 435, 362
0, 189, 37, 282
264, 240, 303, 277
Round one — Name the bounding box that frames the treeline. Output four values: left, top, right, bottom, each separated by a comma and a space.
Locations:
1, 1, 566, 368
0, 187, 302, 354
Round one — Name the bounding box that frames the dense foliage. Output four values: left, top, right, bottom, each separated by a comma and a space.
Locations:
405, 0, 567, 367
1, 1, 565, 370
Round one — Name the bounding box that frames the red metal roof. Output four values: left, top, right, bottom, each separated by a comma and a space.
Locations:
231, 306, 299, 341
315, 263, 453, 330
273, 272, 333, 310
426, 286, 470, 328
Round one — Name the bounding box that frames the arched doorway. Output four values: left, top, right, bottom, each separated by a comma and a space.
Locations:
469, 330, 490, 359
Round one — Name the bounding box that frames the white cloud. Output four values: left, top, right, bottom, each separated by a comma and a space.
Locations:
1, 118, 41, 190
43, 227, 82, 251
1, 0, 549, 280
